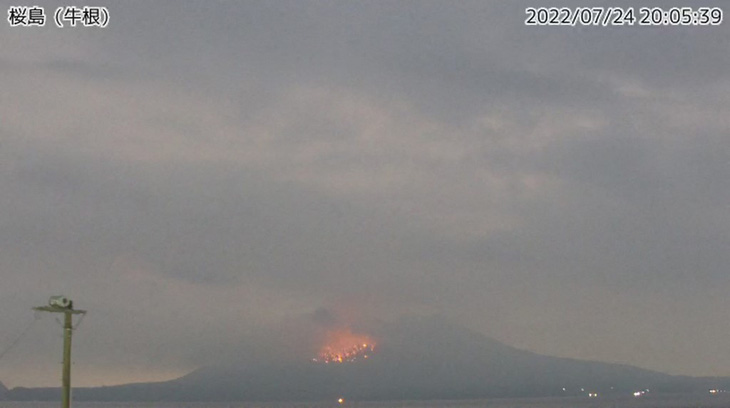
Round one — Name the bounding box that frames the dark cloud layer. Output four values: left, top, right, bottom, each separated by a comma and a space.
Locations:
1, 0, 729, 387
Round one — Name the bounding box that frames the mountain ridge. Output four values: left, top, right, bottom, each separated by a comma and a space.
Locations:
6, 316, 729, 401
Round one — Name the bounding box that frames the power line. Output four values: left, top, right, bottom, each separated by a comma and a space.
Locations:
0, 312, 41, 362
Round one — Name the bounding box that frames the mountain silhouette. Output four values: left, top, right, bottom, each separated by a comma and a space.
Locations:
6, 316, 729, 401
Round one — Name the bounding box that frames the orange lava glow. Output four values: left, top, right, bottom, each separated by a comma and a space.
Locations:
312, 328, 376, 363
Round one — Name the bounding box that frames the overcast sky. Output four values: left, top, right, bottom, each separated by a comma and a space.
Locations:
1, 0, 730, 387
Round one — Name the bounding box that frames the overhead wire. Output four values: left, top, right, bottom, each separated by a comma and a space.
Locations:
0, 311, 42, 362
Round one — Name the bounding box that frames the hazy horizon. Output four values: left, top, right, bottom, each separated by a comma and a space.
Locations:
1, 0, 730, 388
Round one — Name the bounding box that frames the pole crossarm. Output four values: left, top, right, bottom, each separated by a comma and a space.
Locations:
33, 306, 86, 315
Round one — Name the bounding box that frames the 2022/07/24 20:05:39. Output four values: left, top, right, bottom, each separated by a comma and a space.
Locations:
525, 6, 723, 26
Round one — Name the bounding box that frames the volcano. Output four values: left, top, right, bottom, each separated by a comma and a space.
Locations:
6, 316, 730, 401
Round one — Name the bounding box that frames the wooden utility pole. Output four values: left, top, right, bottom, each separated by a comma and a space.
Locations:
33, 296, 86, 408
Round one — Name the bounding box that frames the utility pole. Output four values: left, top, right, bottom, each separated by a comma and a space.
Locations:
33, 296, 86, 408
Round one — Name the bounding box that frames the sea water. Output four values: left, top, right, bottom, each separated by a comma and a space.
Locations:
2, 396, 730, 408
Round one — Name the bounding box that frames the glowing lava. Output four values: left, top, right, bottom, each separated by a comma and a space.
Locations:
313, 328, 376, 363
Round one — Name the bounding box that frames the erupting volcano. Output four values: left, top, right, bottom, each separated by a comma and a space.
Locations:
313, 328, 376, 363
